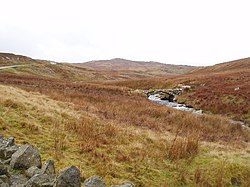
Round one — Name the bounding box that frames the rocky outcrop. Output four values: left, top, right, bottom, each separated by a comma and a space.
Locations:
111, 182, 134, 187
83, 176, 106, 187
10, 144, 42, 170
56, 166, 81, 187
41, 159, 55, 175
0, 135, 135, 187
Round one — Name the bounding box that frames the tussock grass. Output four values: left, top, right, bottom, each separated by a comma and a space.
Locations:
168, 133, 199, 161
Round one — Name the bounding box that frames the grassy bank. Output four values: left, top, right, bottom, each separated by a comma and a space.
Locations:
1, 84, 250, 186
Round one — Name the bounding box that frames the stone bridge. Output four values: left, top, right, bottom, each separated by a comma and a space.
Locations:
145, 89, 182, 102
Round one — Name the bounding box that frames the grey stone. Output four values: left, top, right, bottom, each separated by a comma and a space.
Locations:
111, 182, 135, 187
0, 137, 16, 159
4, 145, 19, 159
0, 137, 15, 148
6, 137, 14, 147
25, 174, 55, 187
0, 175, 10, 185
9, 174, 28, 187
2, 159, 11, 165
41, 160, 55, 175
0, 183, 9, 187
0, 162, 7, 175
56, 166, 81, 187
83, 176, 106, 187
10, 145, 42, 170
0, 147, 7, 159
25, 166, 41, 178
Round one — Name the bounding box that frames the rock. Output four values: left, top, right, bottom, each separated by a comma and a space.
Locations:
159, 93, 175, 102
0, 162, 7, 175
56, 166, 81, 187
111, 182, 134, 187
0, 183, 9, 187
25, 174, 55, 187
6, 137, 15, 147
9, 174, 28, 186
4, 145, 19, 159
10, 144, 42, 170
231, 177, 241, 186
2, 159, 11, 165
25, 166, 41, 178
0, 137, 15, 148
0, 175, 10, 185
83, 176, 106, 187
41, 160, 55, 175
0, 148, 6, 159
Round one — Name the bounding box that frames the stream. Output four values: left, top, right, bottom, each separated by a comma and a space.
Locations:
148, 94, 202, 114
148, 93, 249, 131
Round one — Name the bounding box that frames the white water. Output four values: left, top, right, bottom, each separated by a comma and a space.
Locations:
148, 94, 250, 131
148, 94, 202, 114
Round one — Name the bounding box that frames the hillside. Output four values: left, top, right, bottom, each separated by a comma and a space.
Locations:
1, 53, 250, 185
192, 57, 250, 73
1, 80, 250, 186
112, 58, 250, 124
0, 53, 195, 81
0, 52, 34, 65
77, 58, 194, 75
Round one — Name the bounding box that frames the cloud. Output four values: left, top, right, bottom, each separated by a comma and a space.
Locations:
0, 0, 249, 65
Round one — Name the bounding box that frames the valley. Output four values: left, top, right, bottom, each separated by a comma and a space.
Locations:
0, 53, 250, 186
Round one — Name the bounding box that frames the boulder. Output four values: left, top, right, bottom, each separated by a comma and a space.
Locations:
4, 145, 19, 159
0, 137, 15, 147
41, 160, 55, 175
2, 159, 11, 165
0, 162, 7, 175
0, 137, 13, 159
10, 144, 42, 170
25, 174, 55, 187
0, 148, 6, 159
159, 93, 175, 102
56, 166, 81, 187
111, 182, 135, 187
6, 137, 15, 147
83, 176, 106, 187
9, 174, 28, 186
25, 166, 41, 178
0, 175, 10, 184
0, 183, 9, 187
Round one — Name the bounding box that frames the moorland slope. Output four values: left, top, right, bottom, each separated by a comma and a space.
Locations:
0, 53, 250, 186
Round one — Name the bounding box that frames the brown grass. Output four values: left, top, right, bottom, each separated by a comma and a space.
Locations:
168, 133, 199, 161
1, 79, 250, 186
0, 73, 248, 144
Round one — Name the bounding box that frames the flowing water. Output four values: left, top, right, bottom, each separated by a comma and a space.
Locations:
148, 93, 250, 131
148, 94, 202, 114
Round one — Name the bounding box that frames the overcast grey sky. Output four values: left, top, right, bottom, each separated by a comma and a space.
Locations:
0, 0, 249, 65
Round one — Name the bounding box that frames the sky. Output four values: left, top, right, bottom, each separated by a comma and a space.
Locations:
0, 0, 249, 66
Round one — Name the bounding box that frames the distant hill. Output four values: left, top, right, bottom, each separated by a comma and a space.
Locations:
0, 53, 34, 65
0, 53, 195, 81
192, 57, 250, 73
77, 58, 194, 75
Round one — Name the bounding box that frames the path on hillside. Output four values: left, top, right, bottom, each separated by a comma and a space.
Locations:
0, 65, 26, 70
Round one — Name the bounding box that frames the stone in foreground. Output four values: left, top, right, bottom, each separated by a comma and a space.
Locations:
25, 174, 55, 187
83, 176, 106, 187
41, 159, 55, 175
0, 162, 7, 175
56, 165, 81, 187
111, 182, 135, 187
10, 144, 42, 170
25, 166, 41, 178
